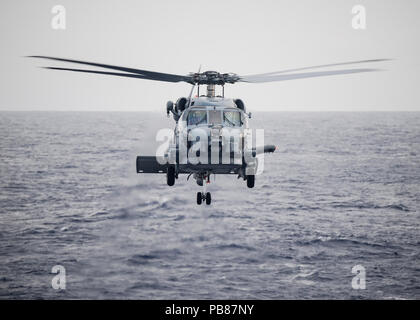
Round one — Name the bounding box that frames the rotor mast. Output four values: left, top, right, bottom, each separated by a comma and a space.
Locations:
206, 84, 216, 98
190, 71, 239, 98
196, 84, 219, 98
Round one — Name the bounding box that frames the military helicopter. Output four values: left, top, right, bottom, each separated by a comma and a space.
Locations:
29, 56, 388, 205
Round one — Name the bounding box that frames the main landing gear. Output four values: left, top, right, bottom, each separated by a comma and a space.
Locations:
196, 174, 211, 205
246, 175, 255, 188
167, 165, 176, 186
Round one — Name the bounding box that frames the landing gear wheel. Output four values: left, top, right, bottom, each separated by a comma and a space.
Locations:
246, 175, 255, 188
197, 192, 202, 205
205, 192, 211, 205
167, 165, 175, 186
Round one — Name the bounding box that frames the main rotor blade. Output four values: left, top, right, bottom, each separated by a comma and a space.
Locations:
28, 56, 192, 83
239, 68, 380, 83
240, 59, 390, 80
42, 67, 177, 81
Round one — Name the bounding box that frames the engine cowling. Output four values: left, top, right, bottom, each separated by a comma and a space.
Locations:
234, 99, 246, 112
175, 97, 188, 113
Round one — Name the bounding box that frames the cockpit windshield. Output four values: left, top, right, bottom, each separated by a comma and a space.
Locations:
187, 110, 207, 126
186, 109, 242, 127
223, 111, 241, 127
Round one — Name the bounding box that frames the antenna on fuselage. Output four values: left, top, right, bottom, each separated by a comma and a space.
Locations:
188, 64, 201, 108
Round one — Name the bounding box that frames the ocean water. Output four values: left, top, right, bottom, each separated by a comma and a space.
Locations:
0, 111, 419, 299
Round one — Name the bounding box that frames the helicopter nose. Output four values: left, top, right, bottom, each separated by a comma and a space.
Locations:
210, 127, 222, 143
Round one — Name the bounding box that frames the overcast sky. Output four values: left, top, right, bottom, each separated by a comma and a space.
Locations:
1, 0, 419, 111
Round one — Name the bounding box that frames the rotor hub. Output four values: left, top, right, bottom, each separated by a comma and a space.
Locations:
190, 71, 240, 85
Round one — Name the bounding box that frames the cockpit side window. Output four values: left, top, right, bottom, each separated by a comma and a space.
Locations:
223, 111, 241, 127
187, 110, 207, 126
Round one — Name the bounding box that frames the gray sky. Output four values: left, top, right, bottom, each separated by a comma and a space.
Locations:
1, 0, 419, 111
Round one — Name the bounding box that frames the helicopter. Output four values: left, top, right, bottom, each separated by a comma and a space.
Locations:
29, 56, 389, 205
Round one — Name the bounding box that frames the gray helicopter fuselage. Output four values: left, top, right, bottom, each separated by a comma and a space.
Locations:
165, 96, 256, 177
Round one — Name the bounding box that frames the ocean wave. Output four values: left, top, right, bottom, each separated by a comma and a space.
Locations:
295, 237, 390, 249
331, 201, 410, 212
127, 249, 182, 266
209, 243, 256, 251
